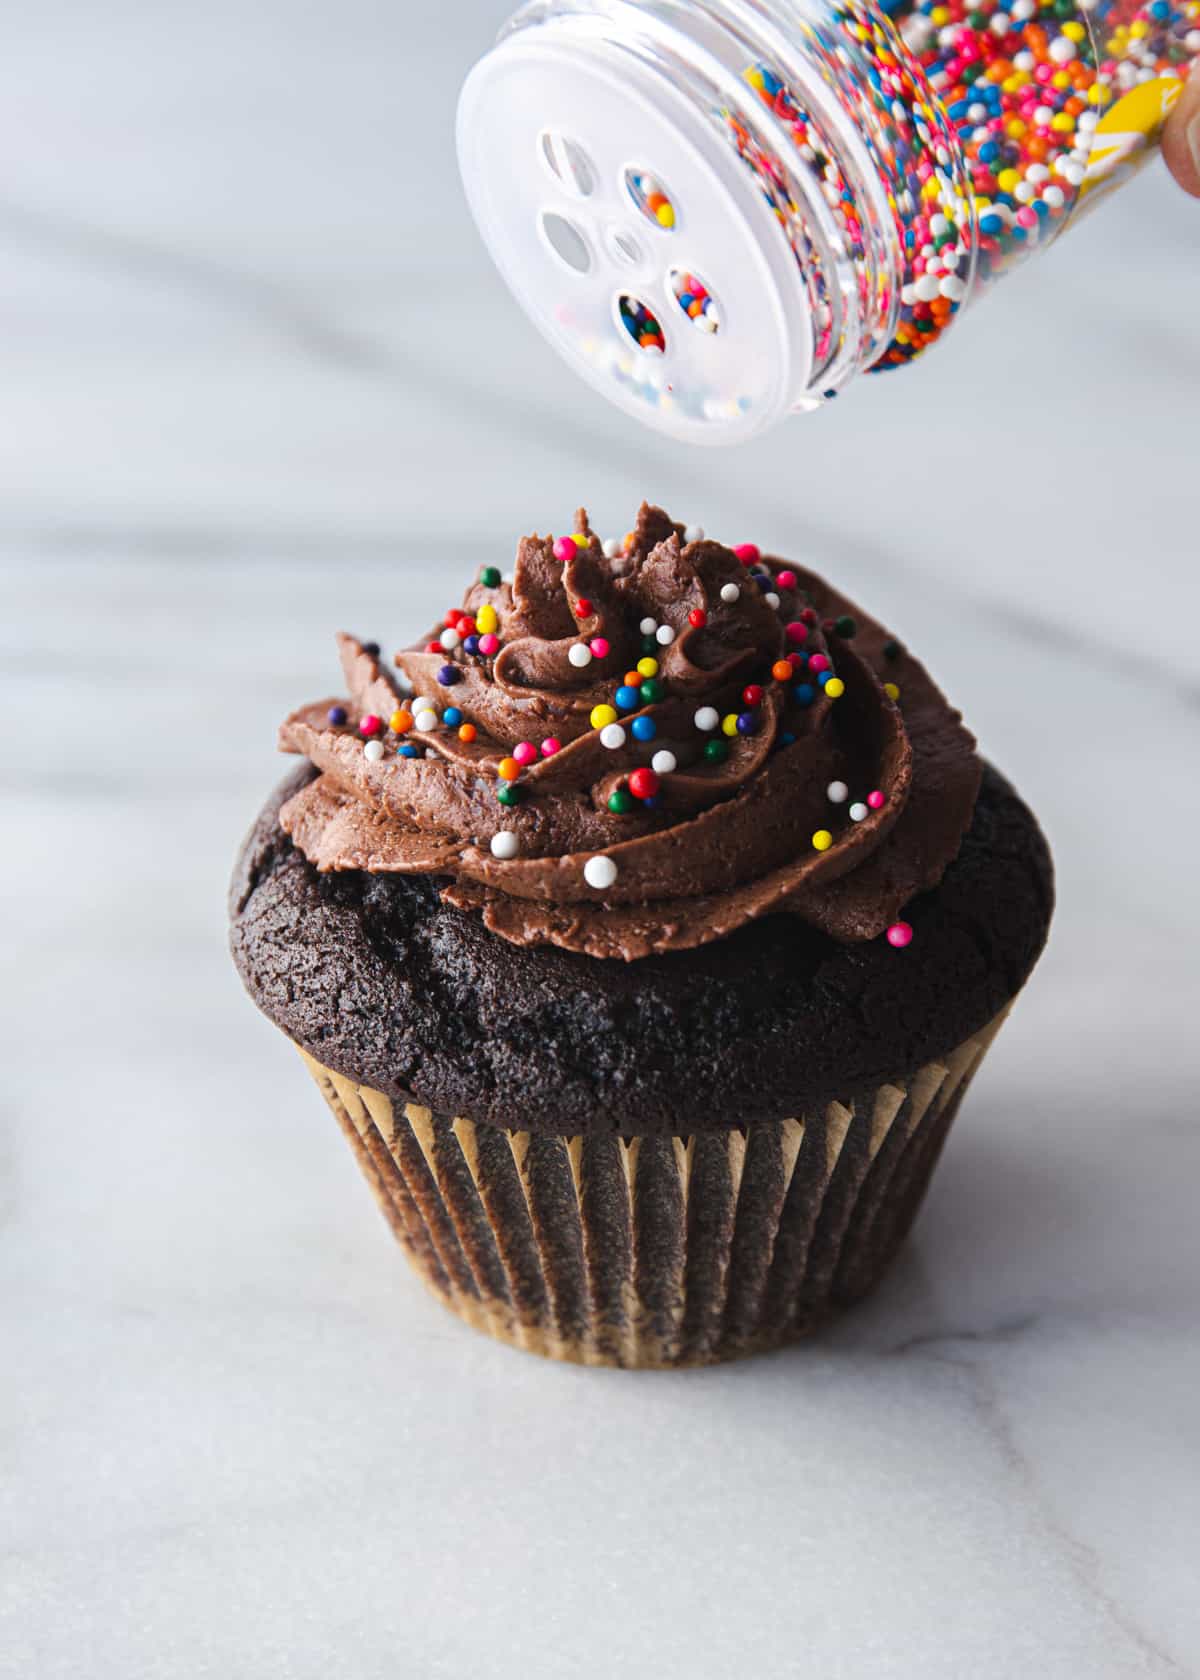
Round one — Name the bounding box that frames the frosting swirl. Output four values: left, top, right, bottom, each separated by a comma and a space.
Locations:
277, 506, 980, 960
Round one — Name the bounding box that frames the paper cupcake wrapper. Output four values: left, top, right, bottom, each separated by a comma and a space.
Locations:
298, 1007, 1009, 1367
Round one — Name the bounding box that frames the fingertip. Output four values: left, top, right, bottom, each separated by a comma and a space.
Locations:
1162, 63, 1200, 198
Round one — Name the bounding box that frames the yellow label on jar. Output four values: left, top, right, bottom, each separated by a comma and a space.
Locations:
1079, 76, 1185, 203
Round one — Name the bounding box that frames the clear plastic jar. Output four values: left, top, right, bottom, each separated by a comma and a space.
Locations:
457, 0, 1199, 443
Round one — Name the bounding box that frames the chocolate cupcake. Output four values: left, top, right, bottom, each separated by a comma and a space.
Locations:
230, 506, 1052, 1366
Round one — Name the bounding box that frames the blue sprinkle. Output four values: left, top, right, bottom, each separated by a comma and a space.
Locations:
463, 635, 480, 655
792, 684, 816, 708
615, 685, 641, 712
736, 712, 759, 735
399, 743, 422, 759
948, 99, 970, 120
443, 707, 463, 727
818, 669, 833, 687
979, 213, 1003, 236
631, 716, 657, 742
641, 795, 662, 811
978, 140, 999, 163
437, 663, 461, 686
327, 705, 347, 727
779, 731, 797, 747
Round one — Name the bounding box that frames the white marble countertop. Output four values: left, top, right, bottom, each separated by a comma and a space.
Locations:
3, 3, 1199, 1676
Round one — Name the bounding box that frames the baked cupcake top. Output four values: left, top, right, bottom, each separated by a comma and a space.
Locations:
277, 505, 980, 961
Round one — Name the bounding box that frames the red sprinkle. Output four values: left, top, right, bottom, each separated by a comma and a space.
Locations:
445, 609, 463, 627
688, 608, 708, 628
742, 684, 764, 707
628, 767, 660, 800
776, 570, 797, 589
359, 714, 381, 737
574, 598, 593, 618
425, 640, 442, 654
458, 617, 476, 637
801, 607, 818, 626
734, 543, 760, 565
786, 621, 809, 645
886, 922, 913, 949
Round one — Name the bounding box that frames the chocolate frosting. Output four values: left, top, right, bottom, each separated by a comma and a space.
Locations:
277, 507, 981, 960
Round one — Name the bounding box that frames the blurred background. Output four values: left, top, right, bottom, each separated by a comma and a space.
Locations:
3, 4, 1198, 1678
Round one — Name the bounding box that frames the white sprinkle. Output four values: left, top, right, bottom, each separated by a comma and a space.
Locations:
901, 283, 919, 307
599, 723, 626, 750
1011, 0, 1035, 16
684, 524, 705, 544
1048, 34, 1075, 61
568, 643, 593, 668
1186, 28, 1200, 51
414, 708, 438, 732
656, 624, 676, 646
1013, 48, 1035, 68
849, 802, 869, 823
502, 572, 514, 585
939, 274, 966, 302
410, 696, 432, 715
490, 831, 520, 860
639, 617, 658, 635
1014, 181, 1036, 203
720, 583, 740, 604
1034, 104, 1055, 127
1043, 184, 1065, 208
363, 739, 384, 762
826, 781, 849, 804
651, 750, 677, 775
603, 538, 621, 559
694, 706, 720, 732
765, 592, 780, 610
439, 627, 461, 651
914, 273, 941, 302
584, 855, 618, 891
990, 11, 1011, 31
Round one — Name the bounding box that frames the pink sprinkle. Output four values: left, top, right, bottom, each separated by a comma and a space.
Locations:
359, 714, 381, 737
867, 790, 885, 811
589, 637, 610, 658
776, 569, 797, 590
478, 632, 500, 656
886, 922, 913, 949
512, 741, 537, 766
785, 621, 809, 644
734, 543, 760, 565
553, 536, 576, 564
808, 653, 830, 674
1016, 207, 1038, 229
541, 737, 561, 758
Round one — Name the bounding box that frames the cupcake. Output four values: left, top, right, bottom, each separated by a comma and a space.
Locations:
230, 505, 1052, 1367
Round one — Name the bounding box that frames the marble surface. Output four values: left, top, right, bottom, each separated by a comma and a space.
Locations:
3, 3, 1199, 1676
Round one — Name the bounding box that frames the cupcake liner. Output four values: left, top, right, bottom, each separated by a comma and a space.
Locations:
299, 1006, 1009, 1367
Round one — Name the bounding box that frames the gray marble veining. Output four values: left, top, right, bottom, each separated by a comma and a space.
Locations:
2, 2, 1198, 1677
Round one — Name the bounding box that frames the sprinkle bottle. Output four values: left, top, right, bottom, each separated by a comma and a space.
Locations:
458, 0, 1199, 443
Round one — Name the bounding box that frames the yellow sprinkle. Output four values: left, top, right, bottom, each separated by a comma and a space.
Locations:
1050, 112, 1074, 132
745, 67, 765, 88
884, 682, 901, 701
572, 533, 588, 549
1130, 17, 1148, 35
1005, 118, 1027, 139
1088, 84, 1111, 105
997, 168, 1020, 194
721, 713, 739, 737
825, 678, 846, 699
590, 704, 618, 730
812, 830, 834, 852
636, 657, 659, 678
476, 603, 498, 634
930, 6, 949, 23
1062, 20, 1086, 38
1051, 70, 1071, 89
656, 204, 676, 228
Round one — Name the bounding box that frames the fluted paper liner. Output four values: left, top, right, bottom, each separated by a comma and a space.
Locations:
298, 1007, 1009, 1367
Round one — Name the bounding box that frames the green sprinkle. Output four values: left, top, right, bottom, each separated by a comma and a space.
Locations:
480, 565, 501, 588
497, 784, 522, 807
704, 739, 729, 764
608, 788, 635, 815
639, 677, 665, 703
834, 615, 857, 639
883, 639, 902, 661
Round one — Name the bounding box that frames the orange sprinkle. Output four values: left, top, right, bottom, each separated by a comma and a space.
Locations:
624, 670, 643, 688
390, 710, 414, 735
772, 659, 793, 682
497, 756, 520, 782
458, 723, 477, 743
